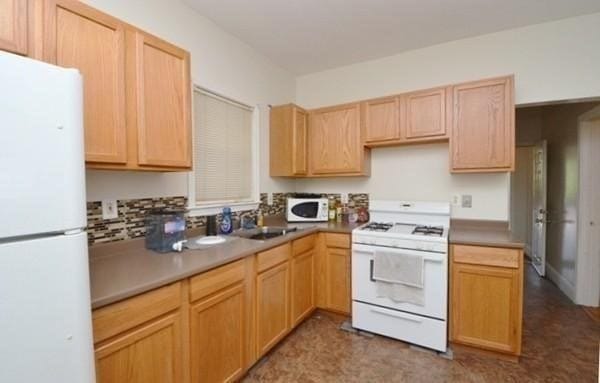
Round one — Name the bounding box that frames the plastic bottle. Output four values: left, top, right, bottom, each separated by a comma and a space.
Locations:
220, 207, 233, 234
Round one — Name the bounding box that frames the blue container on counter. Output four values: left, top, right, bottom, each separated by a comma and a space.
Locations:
220, 207, 233, 234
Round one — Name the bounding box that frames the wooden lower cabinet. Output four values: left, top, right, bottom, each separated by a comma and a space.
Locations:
325, 247, 351, 314
291, 249, 316, 326
95, 312, 183, 383
190, 283, 245, 383
92, 232, 352, 382
450, 244, 523, 356
256, 261, 291, 357
314, 233, 352, 315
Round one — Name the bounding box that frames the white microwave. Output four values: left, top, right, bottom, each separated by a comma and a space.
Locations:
286, 198, 329, 222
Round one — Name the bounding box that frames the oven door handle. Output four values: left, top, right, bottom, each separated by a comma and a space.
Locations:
357, 249, 444, 264
369, 307, 423, 323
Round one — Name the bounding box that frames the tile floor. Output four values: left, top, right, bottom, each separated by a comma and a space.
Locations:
243, 265, 600, 382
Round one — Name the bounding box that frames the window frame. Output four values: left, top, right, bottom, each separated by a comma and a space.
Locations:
187, 85, 260, 216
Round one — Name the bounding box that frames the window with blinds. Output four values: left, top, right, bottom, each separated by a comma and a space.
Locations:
193, 89, 254, 204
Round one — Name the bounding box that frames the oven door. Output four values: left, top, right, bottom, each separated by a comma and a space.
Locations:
352, 243, 447, 320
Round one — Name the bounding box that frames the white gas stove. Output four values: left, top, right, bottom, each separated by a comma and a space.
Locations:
351, 200, 450, 352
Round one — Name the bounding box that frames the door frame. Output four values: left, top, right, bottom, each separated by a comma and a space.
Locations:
576, 106, 600, 307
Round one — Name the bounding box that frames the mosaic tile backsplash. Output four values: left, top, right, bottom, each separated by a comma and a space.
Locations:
87, 192, 368, 246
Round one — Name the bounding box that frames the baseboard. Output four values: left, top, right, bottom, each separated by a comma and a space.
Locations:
545, 263, 576, 302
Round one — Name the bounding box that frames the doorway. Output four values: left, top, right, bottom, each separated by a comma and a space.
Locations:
511, 101, 600, 304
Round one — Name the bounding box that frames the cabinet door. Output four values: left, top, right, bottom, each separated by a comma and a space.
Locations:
45, 0, 127, 164
451, 76, 514, 172
190, 283, 245, 383
256, 261, 290, 356
129, 31, 192, 168
310, 103, 364, 175
0, 0, 28, 55
364, 96, 400, 143
326, 248, 351, 314
95, 313, 182, 383
291, 250, 315, 326
451, 262, 522, 354
292, 107, 308, 175
404, 87, 449, 140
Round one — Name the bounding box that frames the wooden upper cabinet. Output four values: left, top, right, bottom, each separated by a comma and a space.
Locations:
129, 30, 192, 169
44, 0, 127, 164
363, 96, 400, 143
309, 103, 369, 176
403, 86, 450, 141
0, 0, 28, 55
270, 104, 308, 176
450, 76, 515, 172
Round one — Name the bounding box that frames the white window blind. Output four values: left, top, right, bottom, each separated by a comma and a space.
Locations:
194, 89, 253, 204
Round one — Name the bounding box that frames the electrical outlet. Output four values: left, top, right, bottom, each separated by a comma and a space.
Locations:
452, 195, 460, 206
341, 193, 349, 204
102, 200, 118, 220
267, 193, 273, 206
461, 195, 473, 208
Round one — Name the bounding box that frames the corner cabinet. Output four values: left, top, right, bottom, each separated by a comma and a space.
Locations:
450, 244, 523, 356
270, 104, 308, 176
309, 103, 370, 176
450, 76, 515, 172
0, 0, 29, 55
40, 0, 192, 171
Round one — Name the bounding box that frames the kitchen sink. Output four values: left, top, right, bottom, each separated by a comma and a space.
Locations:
232, 226, 298, 241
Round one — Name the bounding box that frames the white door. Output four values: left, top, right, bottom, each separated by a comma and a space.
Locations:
0, 232, 95, 382
577, 119, 600, 306
531, 141, 548, 276
0, 52, 86, 238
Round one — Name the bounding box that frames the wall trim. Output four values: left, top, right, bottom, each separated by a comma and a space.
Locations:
545, 262, 576, 302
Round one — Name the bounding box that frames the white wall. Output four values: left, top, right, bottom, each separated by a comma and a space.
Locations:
295, 144, 509, 220
82, 0, 296, 201
295, 12, 600, 220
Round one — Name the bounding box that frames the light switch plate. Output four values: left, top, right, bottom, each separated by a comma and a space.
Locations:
461, 195, 473, 208
267, 193, 273, 206
340, 193, 349, 204
102, 200, 118, 220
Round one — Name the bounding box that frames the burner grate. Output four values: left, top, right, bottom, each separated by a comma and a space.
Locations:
362, 222, 393, 232
412, 225, 444, 237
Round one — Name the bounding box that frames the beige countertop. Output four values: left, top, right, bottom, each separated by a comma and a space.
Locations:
449, 219, 524, 249
89, 217, 360, 309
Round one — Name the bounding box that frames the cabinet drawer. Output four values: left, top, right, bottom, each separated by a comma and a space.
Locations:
325, 233, 350, 249
292, 234, 317, 256
452, 245, 520, 269
189, 259, 246, 302
257, 243, 291, 272
353, 301, 447, 352
92, 282, 181, 344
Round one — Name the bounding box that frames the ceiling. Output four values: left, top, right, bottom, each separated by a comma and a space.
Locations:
184, 0, 600, 75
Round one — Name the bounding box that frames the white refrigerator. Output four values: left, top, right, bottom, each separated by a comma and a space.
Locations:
0, 52, 96, 382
